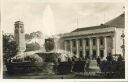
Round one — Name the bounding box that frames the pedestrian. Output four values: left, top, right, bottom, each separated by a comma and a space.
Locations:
117, 55, 123, 62
106, 53, 113, 61
96, 56, 101, 66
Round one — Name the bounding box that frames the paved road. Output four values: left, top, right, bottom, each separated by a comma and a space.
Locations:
4, 71, 103, 79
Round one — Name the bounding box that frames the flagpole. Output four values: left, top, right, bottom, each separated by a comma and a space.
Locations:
76, 15, 79, 29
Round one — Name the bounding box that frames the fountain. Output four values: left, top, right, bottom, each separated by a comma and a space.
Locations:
42, 5, 56, 37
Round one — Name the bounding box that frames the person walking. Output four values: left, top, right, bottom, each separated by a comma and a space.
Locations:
96, 56, 101, 66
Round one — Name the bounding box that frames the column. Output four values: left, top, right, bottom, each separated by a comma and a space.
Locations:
104, 36, 107, 60
96, 37, 100, 57
64, 41, 67, 51
70, 40, 73, 54
89, 38, 93, 59
112, 36, 116, 55
76, 39, 79, 58
82, 39, 86, 58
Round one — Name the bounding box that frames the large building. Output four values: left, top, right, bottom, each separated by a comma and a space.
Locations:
59, 13, 125, 60
14, 21, 26, 53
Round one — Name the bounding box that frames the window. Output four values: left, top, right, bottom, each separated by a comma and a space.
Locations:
15, 29, 18, 33
100, 50, 104, 58
100, 37, 104, 45
92, 50, 96, 59
79, 39, 82, 46
73, 40, 76, 47
21, 28, 24, 33
86, 38, 89, 46
92, 38, 96, 46
107, 36, 113, 48
67, 40, 70, 51
86, 50, 90, 59
79, 51, 83, 58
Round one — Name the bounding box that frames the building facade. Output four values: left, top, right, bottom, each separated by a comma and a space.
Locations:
59, 13, 125, 60
14, 21, 26, 53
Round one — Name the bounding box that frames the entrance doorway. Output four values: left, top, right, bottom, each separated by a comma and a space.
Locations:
92, 50, 97, 59
86, 50, 90, 59
100, 50, 104, 59
79, 50, 83, 58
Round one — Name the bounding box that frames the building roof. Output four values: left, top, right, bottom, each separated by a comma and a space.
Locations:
63, 27, 115, 38
72, 24, 109, 32
72, 13, 125, 33
105, 13, 125, 28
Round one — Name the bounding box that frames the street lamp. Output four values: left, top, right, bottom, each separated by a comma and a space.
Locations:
121, 31, 125, 60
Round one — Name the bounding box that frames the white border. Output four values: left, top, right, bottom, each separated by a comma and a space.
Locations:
1, 0, 128, 81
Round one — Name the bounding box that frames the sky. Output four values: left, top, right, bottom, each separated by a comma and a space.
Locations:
1, 0, 124, 36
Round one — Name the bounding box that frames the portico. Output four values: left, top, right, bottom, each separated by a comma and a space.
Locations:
64, 34, 112, 59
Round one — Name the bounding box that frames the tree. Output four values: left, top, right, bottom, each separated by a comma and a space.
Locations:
3, 34, 18, 60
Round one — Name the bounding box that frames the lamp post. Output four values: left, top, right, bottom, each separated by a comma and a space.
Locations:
121, 32, 125, 60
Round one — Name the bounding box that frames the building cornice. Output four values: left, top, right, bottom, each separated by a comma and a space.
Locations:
62, 27, 116, 38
